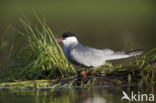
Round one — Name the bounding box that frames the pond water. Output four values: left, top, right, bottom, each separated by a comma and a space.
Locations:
0, 87, 155, 103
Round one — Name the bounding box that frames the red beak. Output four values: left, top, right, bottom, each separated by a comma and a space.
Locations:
56, 38, 65, 42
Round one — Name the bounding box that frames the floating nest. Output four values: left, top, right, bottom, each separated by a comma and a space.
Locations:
0, 69, 137, 91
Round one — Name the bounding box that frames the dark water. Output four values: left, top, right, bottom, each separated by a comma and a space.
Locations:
0, 87, 155, 103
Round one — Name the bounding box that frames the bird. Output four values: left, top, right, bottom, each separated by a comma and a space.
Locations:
57, 32, 143, 78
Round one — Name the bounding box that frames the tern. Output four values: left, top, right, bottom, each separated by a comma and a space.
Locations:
57, 32, 143, 78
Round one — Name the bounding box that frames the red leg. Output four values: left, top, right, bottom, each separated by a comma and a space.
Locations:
83, 69, 88, 78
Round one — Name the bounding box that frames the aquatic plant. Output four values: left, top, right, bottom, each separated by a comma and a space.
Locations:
0, 15, 76, 81
136, 48, 156, 85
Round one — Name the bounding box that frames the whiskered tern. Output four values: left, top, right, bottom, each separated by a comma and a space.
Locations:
57, 32, 143, 78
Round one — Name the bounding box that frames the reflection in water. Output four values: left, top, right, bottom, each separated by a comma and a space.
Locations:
82, 97, 106, 103
0, 87, 155, 103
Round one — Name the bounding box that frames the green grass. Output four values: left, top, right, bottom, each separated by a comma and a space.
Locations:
136, 48, 156, 85
0, 15, 76, 81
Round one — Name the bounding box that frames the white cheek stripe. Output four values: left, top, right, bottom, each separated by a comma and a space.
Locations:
63, 37, 78, 47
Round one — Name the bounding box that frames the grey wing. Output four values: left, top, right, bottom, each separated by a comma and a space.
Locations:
70, 45, 108, 68
102, 49, 114, 54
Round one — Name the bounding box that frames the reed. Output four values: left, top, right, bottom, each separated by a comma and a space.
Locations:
1, 15, 76, 80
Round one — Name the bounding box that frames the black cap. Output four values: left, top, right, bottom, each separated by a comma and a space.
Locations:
62, 32, 76, 38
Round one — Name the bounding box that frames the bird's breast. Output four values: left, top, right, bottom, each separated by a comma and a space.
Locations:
64, 47, 70, 60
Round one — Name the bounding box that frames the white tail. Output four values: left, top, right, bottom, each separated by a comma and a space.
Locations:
106, 49, 143, 61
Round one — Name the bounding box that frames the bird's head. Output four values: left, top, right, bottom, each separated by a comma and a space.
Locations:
57, 32, 78, 46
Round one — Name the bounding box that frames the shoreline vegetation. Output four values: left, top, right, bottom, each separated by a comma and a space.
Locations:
0, 15, 156, 90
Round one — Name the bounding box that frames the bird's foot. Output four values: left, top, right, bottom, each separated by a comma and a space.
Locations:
83, 69, 89, 79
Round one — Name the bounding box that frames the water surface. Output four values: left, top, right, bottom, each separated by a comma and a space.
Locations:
0, 87, 155, 103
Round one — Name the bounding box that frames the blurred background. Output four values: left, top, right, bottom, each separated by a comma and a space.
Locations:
0, 0, 156, 69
